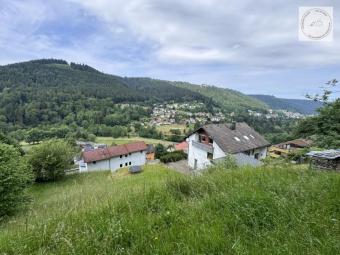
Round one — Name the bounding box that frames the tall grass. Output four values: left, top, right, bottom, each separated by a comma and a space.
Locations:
1, 164, 339, 254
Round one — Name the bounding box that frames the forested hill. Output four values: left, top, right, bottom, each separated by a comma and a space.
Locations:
0, 59, 207, 103
249, 94, 323, 114
0, 59, 270, 129
174, 82, 268, 112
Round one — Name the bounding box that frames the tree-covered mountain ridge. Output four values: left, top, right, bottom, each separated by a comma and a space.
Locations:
249, 94, 323, 115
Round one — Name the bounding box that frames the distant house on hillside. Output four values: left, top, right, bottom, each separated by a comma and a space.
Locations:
275, 139, 313, 150
269, 139, 313, 158
175, 141, 188, 154
79, 141, 147, 172
146, 144, 155, 161
186, 122, 270, 170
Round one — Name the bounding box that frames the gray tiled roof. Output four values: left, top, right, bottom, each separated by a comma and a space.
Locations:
200, 122, 270, 154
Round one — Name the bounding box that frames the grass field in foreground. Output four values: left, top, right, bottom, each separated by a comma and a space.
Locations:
1, 164, 339, 254
96, 136, 173, 146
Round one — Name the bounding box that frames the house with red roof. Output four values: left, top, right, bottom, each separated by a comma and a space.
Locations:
175, 141, 188, 154
79, 141, 147, 172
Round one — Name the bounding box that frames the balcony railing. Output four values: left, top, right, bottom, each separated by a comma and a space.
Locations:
192, 141, 213, 153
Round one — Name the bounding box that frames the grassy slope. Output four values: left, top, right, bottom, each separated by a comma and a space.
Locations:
96, 136, 173, 146
1, 164, 340, 254
174, 82, 268, 112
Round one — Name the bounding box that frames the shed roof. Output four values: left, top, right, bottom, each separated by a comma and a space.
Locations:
83, 141, 147, 163
306, 149, 340, 159
275, 139, 313, 148
189, 122, 270, 154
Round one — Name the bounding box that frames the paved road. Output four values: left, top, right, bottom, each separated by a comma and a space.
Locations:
166, 160, 192, 175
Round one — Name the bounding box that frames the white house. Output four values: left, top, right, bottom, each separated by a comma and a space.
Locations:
79, 141, 147, 172
186, 122, 270, 170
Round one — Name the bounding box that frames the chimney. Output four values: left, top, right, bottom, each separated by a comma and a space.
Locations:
230, 121, 236, 130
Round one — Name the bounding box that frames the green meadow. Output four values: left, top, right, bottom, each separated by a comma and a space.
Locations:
96, 136, 173, 146
1, 164, 339, 254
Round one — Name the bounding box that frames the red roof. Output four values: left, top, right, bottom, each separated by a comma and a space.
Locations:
175, 141, 188, 151
83, 141, 147, 163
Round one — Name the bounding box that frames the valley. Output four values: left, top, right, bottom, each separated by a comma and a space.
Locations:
0, 59, 320, 146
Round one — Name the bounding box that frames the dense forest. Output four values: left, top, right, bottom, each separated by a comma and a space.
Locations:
174, 82, 268, 113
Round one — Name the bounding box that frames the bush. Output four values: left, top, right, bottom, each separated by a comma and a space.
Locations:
287, 148, 309, 163
0, 132, 24, 155
155, 143, 166, 159
0, 143, 33, 220
213, 155, 238, 169
27, 139, 75, 182
160, 151, 187, 163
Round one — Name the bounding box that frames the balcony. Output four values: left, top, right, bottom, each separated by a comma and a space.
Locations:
192, 141, 213, 153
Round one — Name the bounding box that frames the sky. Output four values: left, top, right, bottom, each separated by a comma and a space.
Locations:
0, 0, 339, 99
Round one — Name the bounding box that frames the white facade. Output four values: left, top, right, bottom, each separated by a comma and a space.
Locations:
187, 133, 226, 170
80, 151, 146, 173
187, 133, 268, 170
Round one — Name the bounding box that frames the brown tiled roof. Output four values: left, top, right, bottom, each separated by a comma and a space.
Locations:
275, 139, 313, 148
83, 141, 147, 163
191, 122, 270, 154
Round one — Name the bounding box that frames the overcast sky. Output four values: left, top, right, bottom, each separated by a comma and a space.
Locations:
0, 0, 339, 98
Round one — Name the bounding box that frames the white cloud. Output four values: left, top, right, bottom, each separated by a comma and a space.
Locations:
69, 0, 340, 69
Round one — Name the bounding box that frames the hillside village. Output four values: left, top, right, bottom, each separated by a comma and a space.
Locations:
247, 109, 306, 119
150, 101, 225, 125
149, 101, 306, 127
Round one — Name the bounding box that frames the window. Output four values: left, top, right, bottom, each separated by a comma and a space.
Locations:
243, 135, 249, 140
93, 161, 96, 164
120, 155, 122, 158
140, 150, 143, 153
129, 162, 131, 165
125, 154, 128, 157
234, 137, 241, 142
129, 153, 131, 156
209, 137, 213, 144
199, 135, 206, 142
207, 152, 213, 160
120, 164, 123, 167
125, 162, 128, 166
250, 134, 255, 139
